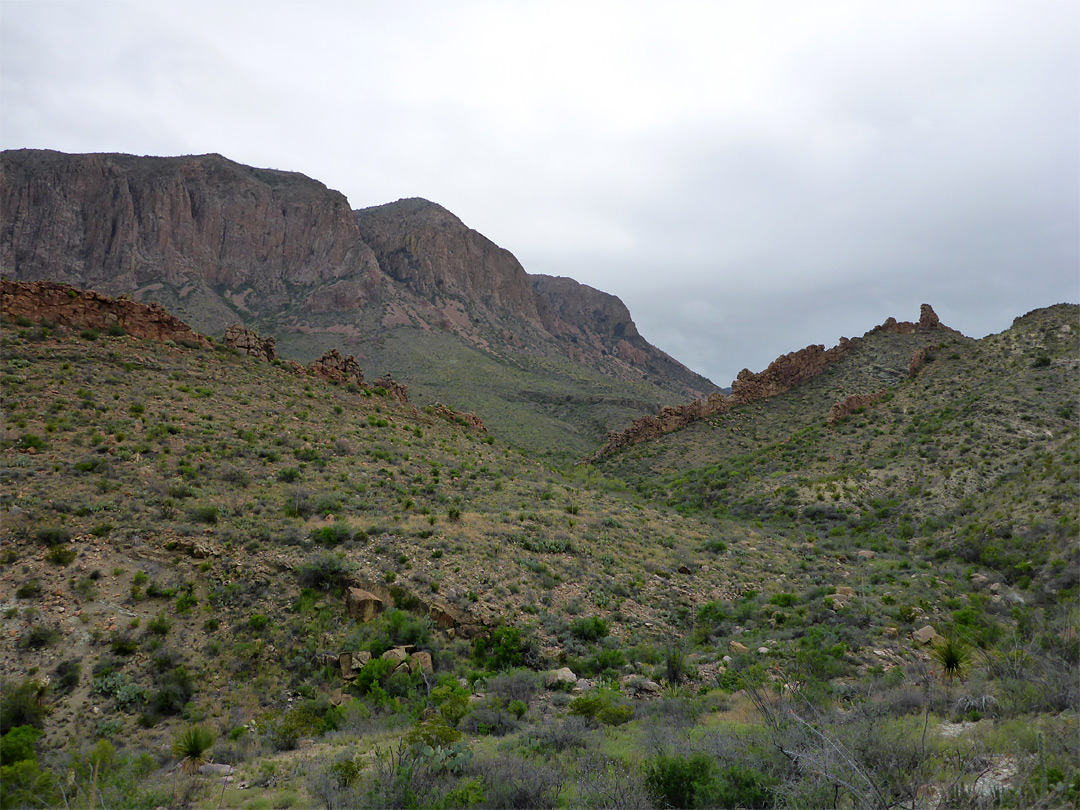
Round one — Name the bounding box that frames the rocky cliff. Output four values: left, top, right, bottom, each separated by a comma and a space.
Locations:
0, 150, 717, 419
1, 150, 375, 317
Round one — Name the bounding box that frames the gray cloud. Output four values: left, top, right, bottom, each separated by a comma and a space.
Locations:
2, 0, 1076, 386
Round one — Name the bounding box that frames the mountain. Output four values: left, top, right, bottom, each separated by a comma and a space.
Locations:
1, 149, 717, 459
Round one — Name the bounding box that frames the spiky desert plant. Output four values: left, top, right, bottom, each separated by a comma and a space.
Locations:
172, 724, 216, 775
932, 635, 970, 683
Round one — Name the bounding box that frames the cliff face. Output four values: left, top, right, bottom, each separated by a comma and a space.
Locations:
354, 198, 542, 324
0, 149, 719, 451
1, 149, 378, 311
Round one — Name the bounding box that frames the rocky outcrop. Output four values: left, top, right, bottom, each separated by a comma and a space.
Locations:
827, 390, 887, 424
224, 323, 276, 361
869, 304, 957, 337
532, 274, 717, 399
308, 349, 364, 388
589, 305, 961, 460
0, 279, 210, 347
731, 340, 853, 401
431, 403, 487, 432
1, 149, 375, 311
372, 374, 409, 403
908, 343, 949, 377
588, 393, 728, 459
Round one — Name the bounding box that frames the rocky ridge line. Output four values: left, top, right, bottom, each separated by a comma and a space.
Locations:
588, 305, 957, 460
2, 278, 486, 427
1, 279, 211, 347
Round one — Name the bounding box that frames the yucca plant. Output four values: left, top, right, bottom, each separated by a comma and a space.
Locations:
932, 635, 970, 683
172, 725, 216, 775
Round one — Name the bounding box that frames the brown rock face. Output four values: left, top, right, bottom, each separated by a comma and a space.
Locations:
431, 403, 487, 432
355, 198, 541, 322
827, 390, 887, 424
1, 279, 209, 346
1, 150, 377, 311
224, 324, 277, 361
308, 349, 364, 388
731, 340, 853, 402
2, 150, 720, 426
532, 274, 716, 399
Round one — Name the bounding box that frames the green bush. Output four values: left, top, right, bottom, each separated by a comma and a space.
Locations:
0, 680, 49, 734
20, 625, 61, 650
310, 523, 352, 546
473, 626, 525, 671
296, 551, 354, 591
35, 527, 70, 546
570, 616, 608, 642
0, 725, 40, 765
567, 690, 634, 727
645, 753, 717, 809
45, 545, 76, 566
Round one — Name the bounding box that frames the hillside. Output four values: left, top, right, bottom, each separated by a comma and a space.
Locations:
1, 149, 717, 461
0, 288, 1077, 809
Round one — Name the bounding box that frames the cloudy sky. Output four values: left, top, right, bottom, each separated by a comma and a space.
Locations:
2, 1, 1077, 385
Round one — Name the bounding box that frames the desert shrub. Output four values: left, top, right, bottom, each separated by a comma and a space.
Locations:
568, 690, 635, 727
570, 616, 608, 642
461, 697, 521, 737
310, 522, 354, 546
146, 613, 171, 636
471, 752, 566, 809
0, 725, 40, 765
473, 626, 526, 671
53, 660, 81, 694
486, 669, 540, 704
645, 753, 717, 809
14, 580, 40, 599
21, 625, 61, 650
45, 545, 77, 565
190, 504, 219, 524
0, 680, 49, 733
296, 550, 354, 591
152, 666, 194, 716
35, 527, 70, 546
15, 433, 45, 451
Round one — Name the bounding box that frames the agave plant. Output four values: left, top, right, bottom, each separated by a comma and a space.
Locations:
172, 724, 216, 775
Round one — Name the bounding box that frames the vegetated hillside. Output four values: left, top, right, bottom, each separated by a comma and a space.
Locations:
597, 304, 1080, 600
1, 149, 717, 462
1, 300, 1077, 809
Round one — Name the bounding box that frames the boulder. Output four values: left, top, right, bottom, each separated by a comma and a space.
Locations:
411, 651, 434, 674
912, 625, 942, 646
345, 588, 383, 622
382, 647, 409, 664
729, 641, 749, 655
545, 667, 577, 688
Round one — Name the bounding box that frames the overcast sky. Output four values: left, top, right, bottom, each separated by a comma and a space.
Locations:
2, 1, 1077, 386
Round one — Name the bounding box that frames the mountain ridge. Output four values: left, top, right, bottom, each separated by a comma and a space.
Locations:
1, 148, 716, 457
